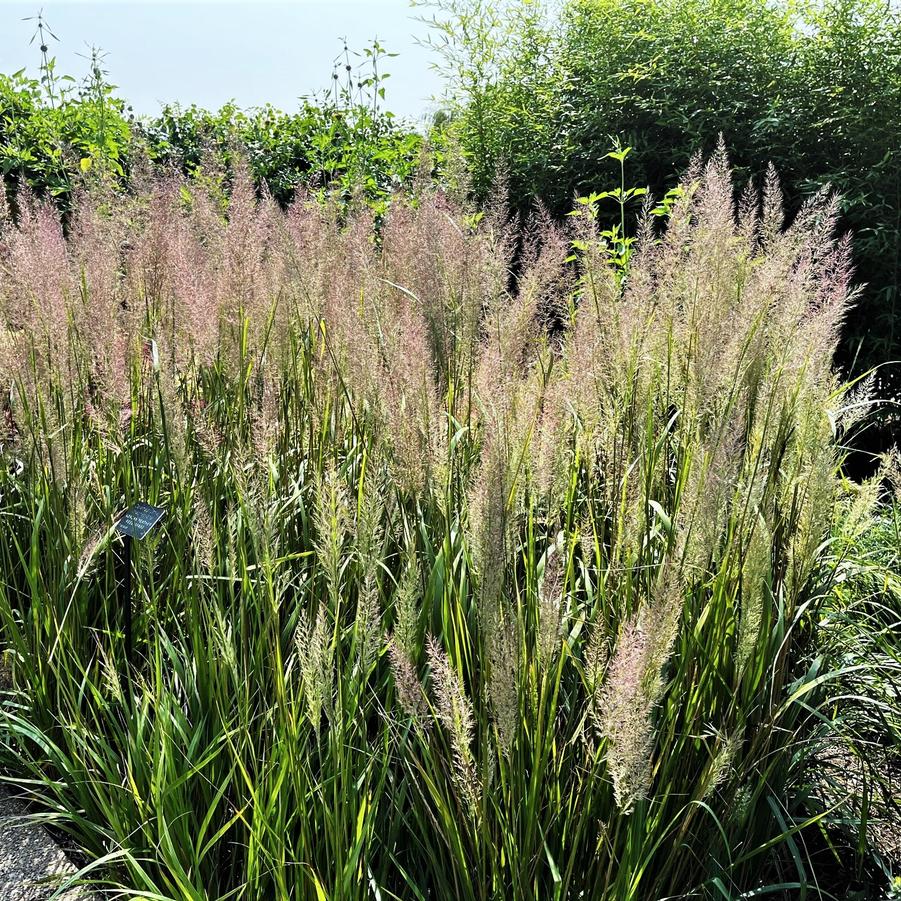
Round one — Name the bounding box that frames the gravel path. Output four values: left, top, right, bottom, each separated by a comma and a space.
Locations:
0, 790, 88, 900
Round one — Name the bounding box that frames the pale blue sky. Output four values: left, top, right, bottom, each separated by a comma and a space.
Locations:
0, 1, 445, 123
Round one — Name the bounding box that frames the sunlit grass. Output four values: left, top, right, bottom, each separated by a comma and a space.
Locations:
0, 149, 887, 899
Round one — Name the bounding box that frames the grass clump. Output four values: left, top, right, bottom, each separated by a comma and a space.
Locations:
0, 145, 883, 898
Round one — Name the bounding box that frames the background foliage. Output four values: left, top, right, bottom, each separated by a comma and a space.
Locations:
0, 48, 130, 213
0, 36, 427, 216
425, 0, 901, 424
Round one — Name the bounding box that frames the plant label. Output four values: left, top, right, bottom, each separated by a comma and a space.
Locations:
116, 502, 165, 540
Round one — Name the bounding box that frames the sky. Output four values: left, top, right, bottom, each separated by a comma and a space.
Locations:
0, 1, 445, 124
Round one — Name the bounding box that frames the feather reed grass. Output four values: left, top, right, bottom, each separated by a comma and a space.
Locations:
0, 147, 881, 899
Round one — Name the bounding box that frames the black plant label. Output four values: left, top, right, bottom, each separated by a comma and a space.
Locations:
116, 502, 165, 540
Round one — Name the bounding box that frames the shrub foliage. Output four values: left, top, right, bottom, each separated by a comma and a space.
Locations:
427, 0, 901, 398
0, 38, 426, 216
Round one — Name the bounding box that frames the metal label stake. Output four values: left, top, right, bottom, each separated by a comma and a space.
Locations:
115, 502, 165, 673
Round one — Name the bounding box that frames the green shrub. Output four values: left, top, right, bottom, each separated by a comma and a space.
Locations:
0, 51, 131, 211
139, 43, 428, 211
427, 0, 901, 401
139, 99, 425, 212
0, 148, 885, 898
1, 36, 428, 218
